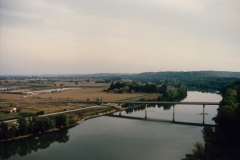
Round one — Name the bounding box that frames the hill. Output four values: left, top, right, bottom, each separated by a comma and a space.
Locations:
120, 71, 240, 81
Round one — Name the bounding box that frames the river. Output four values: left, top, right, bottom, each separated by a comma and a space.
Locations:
0, 91, 222, 160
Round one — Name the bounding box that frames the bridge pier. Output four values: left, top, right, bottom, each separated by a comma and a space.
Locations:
145, 104, 148, 119
203, 104, 205, 124
173, 105, 175, 122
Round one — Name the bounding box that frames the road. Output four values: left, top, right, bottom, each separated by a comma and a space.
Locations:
1, 105, 104, 123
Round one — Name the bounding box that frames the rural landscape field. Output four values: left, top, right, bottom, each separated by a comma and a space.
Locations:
0, 77, 159, 120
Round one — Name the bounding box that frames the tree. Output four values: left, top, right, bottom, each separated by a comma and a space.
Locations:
17, 118, 29, 135
219, 96, 237, 108
55, 114, 69, 128
34, 117, 55, 133
183, 142, 207, 160
0, 122, 18, 140
36, 111, 44, 116
159, 84, 167, 93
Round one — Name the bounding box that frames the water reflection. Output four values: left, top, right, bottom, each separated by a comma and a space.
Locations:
0, 129, 69, 160
122, 91, 221, 124
125, 104, 173, 114
187, 87, 219, 94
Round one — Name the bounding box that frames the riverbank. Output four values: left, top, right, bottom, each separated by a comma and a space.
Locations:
0, 107, 121, 143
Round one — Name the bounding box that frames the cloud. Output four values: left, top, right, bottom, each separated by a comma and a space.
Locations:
0, 0, 240, 74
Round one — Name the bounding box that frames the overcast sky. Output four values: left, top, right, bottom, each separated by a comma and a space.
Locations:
0, 0, 240, 75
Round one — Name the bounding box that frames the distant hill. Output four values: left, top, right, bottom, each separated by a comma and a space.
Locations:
120, 71, 240, 81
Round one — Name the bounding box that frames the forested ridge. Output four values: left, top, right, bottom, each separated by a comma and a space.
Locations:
120, 71, 240, 91
121, 71, 240, 81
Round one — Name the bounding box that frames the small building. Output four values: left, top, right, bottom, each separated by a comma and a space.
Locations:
3, 107, 17, 113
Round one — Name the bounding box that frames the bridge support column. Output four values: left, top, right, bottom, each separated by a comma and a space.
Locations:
173, 105, 175, 122
203, 104, 205, 124
145, 104, 148, 119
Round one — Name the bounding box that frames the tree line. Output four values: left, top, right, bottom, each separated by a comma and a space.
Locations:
108, 81, 187, 102
108, 81, 161, 93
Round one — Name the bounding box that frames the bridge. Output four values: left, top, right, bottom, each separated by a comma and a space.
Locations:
101, 101, 221, 126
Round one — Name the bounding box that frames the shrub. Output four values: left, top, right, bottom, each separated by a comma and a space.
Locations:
36, 111, 44, 116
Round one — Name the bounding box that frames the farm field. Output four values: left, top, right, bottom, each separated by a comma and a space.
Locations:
39, 87, 147, 101
0, 84, 147, 101
0, 82, 150, 120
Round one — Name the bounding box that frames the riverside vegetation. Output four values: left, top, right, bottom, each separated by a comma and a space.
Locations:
0, 114, 71, 141
0, 106, 116, 142
183, 81, 240, 160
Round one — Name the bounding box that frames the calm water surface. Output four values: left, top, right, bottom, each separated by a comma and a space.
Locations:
119, 91, 222, 124
0, 91, 222, 160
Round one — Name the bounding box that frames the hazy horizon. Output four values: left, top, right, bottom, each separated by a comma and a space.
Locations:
1, 0, 240, 74
1, 70, 240, 76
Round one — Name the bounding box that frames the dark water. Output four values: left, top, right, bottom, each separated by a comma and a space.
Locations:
0, 91, 221, 160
